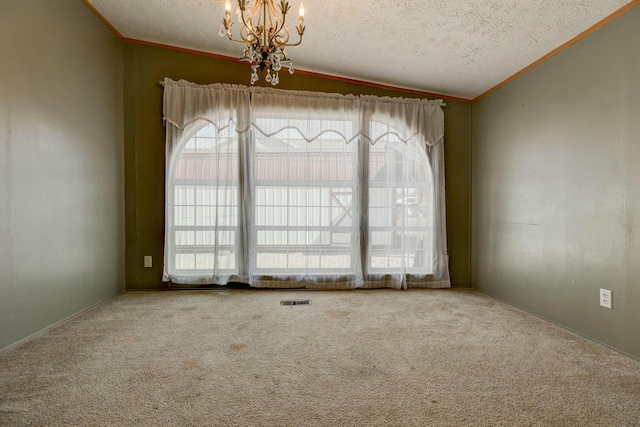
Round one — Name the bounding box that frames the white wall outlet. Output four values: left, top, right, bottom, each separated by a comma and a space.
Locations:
600, 288, 612, 309
144, 256, 153, 268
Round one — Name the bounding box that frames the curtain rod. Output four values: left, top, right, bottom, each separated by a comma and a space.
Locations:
158, 81, 445, 106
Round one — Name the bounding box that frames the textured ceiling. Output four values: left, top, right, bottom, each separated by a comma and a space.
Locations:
86, 0, 633, 99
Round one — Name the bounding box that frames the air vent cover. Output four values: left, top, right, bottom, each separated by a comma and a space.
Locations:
280, 300, 311, 306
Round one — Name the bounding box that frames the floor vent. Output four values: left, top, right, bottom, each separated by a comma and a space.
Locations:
280, 300, 312, 306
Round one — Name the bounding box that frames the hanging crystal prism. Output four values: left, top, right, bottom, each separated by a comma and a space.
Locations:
250, 68, 259, 85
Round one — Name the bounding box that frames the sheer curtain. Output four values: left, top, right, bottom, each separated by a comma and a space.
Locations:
249, 88, 363, 289
360, 96, 448, 288
162, 78, 450, 289
162, 81, 250, 284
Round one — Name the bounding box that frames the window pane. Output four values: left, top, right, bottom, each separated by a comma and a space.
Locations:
169, 123, 240, 276
195, 252, 214, 270
175, 253, 195, 270
175, 231, 195, 246
175, 207, 195, 226
253, 127, 357, 275
174, 185, 195, 205
368, 136, 433, 274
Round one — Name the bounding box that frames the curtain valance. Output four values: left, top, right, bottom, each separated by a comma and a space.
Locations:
162, 78, 445, 147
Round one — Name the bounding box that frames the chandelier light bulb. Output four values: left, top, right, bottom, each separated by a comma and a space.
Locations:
225, 0, 231, 12
299, 2, 305, 17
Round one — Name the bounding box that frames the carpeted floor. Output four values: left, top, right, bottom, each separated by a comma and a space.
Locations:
0, 289, 639, 426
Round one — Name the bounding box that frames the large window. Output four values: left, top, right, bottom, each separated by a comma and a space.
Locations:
162, 80, 449, 289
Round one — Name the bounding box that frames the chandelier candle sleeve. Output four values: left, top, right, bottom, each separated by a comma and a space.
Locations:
220, 0, 306, 86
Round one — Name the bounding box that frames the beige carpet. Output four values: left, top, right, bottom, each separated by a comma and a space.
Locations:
1, 289, 639, 426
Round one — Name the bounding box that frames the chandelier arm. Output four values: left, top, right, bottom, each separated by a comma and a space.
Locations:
222, 21, 252, 44
225, 25, 254, 44
271, 19, 290, 46
279, 32, 304, 48
267, 0, 280, 28
263, 0, 280, 51
223, 1, 253, 44
262, 0, 269, 49
239, 7, 262, 47
226, 36, 253, 44
274, 27, 291, 46
269, 1, 290, 47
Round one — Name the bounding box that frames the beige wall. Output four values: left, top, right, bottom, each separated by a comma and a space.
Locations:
0, 0, 125, 350
123, 43, 472, 289
472, 6, 640, 358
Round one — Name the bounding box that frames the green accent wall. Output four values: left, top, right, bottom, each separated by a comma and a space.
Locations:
123, 43, 472, 289
0, 0, 125, 350
472, 6, 640, 358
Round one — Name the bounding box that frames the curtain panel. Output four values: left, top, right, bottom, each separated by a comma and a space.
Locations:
162, 78, 450, 289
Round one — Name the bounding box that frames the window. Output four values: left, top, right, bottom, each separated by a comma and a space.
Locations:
167, 121, 433, 284
367, 130, 433, 274
253, 123, 358, 275
162, 80, 449, 289
168, 123, 240, 278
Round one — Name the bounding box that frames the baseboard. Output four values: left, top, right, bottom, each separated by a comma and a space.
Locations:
476, 290, 639, 362
0, 289, 126, 354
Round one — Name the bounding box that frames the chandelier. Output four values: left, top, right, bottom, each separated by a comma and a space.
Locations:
219, 0, 306, 86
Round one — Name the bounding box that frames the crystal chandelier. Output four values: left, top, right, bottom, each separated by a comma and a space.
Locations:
219, 0, 306, 86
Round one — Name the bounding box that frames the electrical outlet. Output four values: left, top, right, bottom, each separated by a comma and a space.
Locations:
600, 288, 612, 309
144, 256, 153, 268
